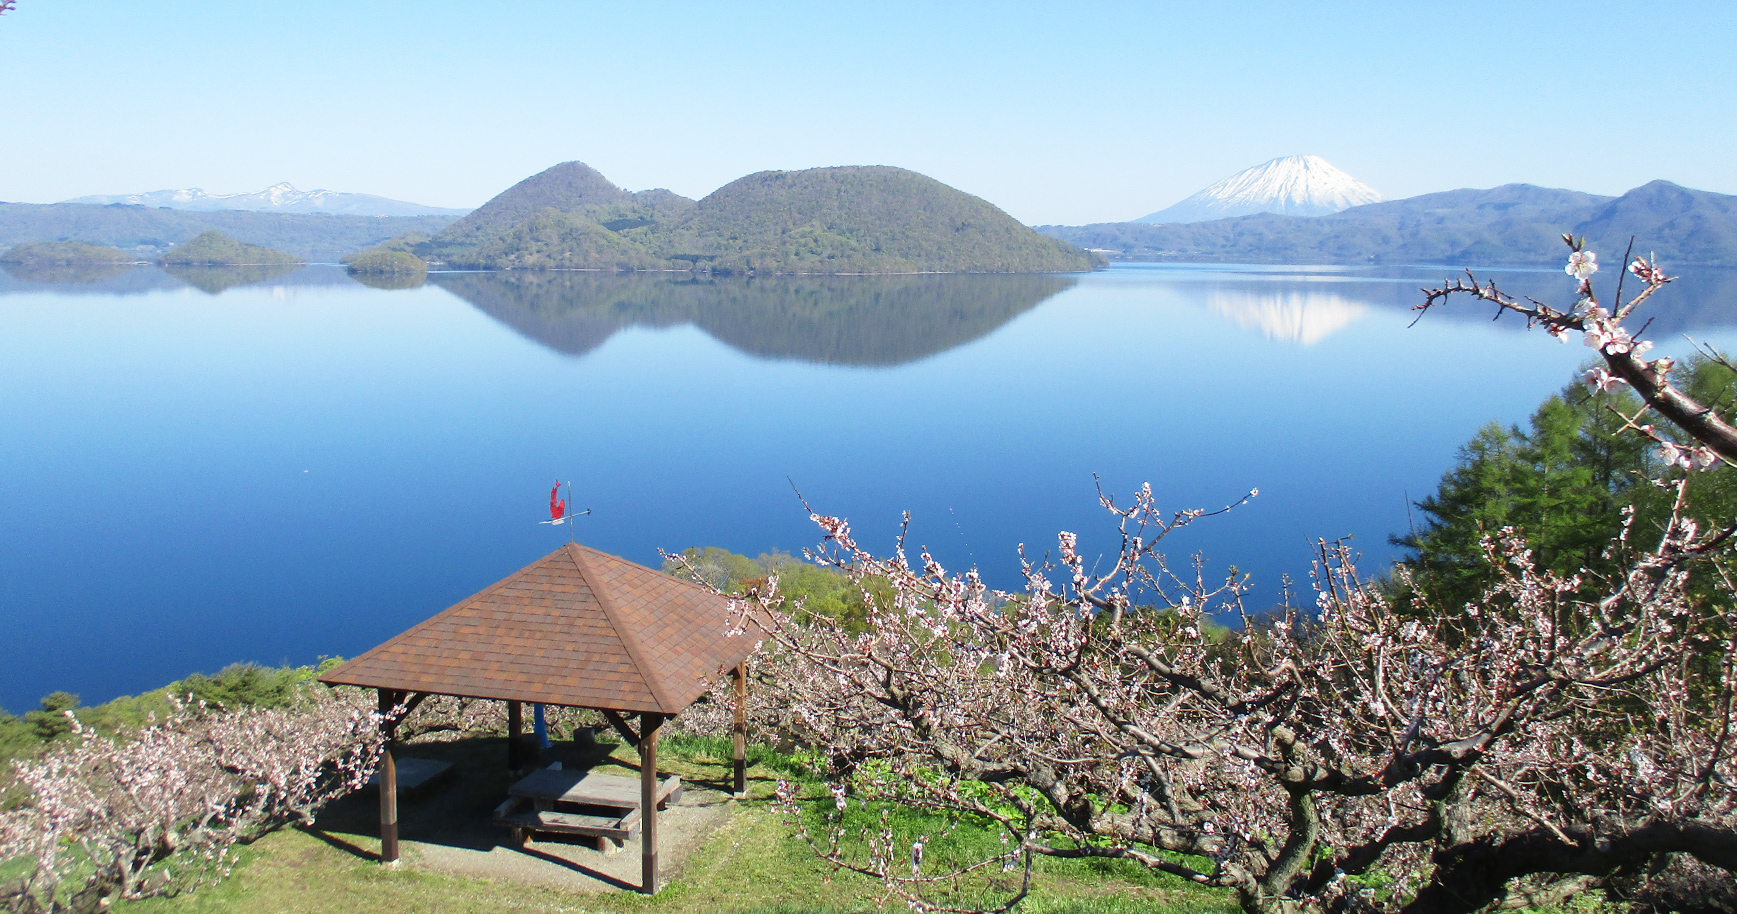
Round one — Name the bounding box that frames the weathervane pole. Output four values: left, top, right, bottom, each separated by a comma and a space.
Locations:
542, 478, 590, 538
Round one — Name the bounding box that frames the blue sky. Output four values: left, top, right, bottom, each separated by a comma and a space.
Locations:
2, 0, 1732, 224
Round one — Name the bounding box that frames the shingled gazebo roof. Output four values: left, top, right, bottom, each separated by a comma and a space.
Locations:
319, 542, 755, 715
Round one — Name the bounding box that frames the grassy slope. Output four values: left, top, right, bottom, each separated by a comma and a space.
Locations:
119, 736, 1233, 914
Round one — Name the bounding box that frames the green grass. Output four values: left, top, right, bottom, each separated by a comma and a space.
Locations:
112, 735, 1234, 914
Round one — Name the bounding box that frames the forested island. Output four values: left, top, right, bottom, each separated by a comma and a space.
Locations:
0, 241, 136, 266
158, 231, 301, 267
415, 162, 1102, 274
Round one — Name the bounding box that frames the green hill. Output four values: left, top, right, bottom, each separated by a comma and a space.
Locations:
422, 162, 1099, 274
0, 241, 136, 265
665, 166, 1099, 273
161, 231, 303, 266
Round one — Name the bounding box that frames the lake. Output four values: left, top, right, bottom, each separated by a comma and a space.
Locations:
5, 260, 1736, 713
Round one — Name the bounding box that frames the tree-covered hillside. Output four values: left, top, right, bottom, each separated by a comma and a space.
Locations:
431, 161, 643, 248
421, 161, 1101, 274
160, 230, 302, 266
665, 166, 1098, 273
1041, 181, 1737, 267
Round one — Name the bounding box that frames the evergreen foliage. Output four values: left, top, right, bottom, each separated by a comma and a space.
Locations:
1398, 358, 1737, 608
0, 241, 134, 265
159, 230, 303, 266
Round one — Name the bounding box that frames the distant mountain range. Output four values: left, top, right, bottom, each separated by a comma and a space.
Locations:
1041, 180, 1737, 267
1138, 155, 1383, 223
64, 183, 469, 217
0, 204, 461, 262
417, 161, 1100, 274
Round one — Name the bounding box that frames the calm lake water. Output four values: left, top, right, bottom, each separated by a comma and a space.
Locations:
5, 260, 1737, 713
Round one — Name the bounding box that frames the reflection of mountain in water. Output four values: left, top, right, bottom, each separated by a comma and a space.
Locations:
1208, 289, 1368, 344
162, 263, 303, 295
1191, 266, 1737, 340
430, 271, 1075, 366
1, 260, 137, 285
349, 271, 427, 291
0, 263, 363, 298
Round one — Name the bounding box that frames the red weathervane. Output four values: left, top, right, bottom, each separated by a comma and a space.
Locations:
541, 480, 590, 539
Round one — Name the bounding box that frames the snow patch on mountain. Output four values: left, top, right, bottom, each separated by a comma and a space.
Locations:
64, 183, 469, 217
1136, 156, 1382, 224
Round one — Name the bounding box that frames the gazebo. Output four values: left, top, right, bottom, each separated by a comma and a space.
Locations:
319, 542, 758, 894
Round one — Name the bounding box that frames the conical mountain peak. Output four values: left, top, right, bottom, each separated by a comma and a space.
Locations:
1137, 155, 1382, 224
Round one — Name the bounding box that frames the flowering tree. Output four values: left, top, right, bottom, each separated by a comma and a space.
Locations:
732, 239, 1737, 913
0, 684, 384, 912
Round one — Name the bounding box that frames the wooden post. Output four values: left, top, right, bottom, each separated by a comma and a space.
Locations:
377, 689, 400, 864
732, 661, 747, 796
640, 711, 664, 895
506, 700, 523, 772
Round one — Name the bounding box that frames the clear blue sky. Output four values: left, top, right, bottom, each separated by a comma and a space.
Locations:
2, 0, 1732, 224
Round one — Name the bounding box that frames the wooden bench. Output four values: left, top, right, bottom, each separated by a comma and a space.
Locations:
493, 796, 642, 853
496, 765, 682, 853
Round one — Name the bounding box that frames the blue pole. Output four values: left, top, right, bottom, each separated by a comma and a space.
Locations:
533, 703, 551, 748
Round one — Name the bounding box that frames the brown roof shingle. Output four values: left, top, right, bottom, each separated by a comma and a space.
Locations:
319, 543, 756, 714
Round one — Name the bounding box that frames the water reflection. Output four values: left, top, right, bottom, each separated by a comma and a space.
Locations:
430, 271, 1076, 366
1148, 264, 1737, 342
1, 260, 137, 285
1207, 289, 1368, 344
162, 263, 303, 295
350, 271, 427, 291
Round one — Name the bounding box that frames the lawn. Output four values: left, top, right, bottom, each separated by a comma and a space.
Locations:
117, 733, 1237, 914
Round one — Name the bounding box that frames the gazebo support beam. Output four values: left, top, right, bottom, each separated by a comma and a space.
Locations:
640, 711, 664, 894
600, 708, 641, 748
732, 662, 747, 796
506, 700, 523, 772
377, 689, 402, 863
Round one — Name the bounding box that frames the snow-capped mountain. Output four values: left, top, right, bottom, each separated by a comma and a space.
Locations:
64, 183, 469, 217
1136, 155, 1382, 224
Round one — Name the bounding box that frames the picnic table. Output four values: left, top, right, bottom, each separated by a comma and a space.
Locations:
494, 765, 683, 852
